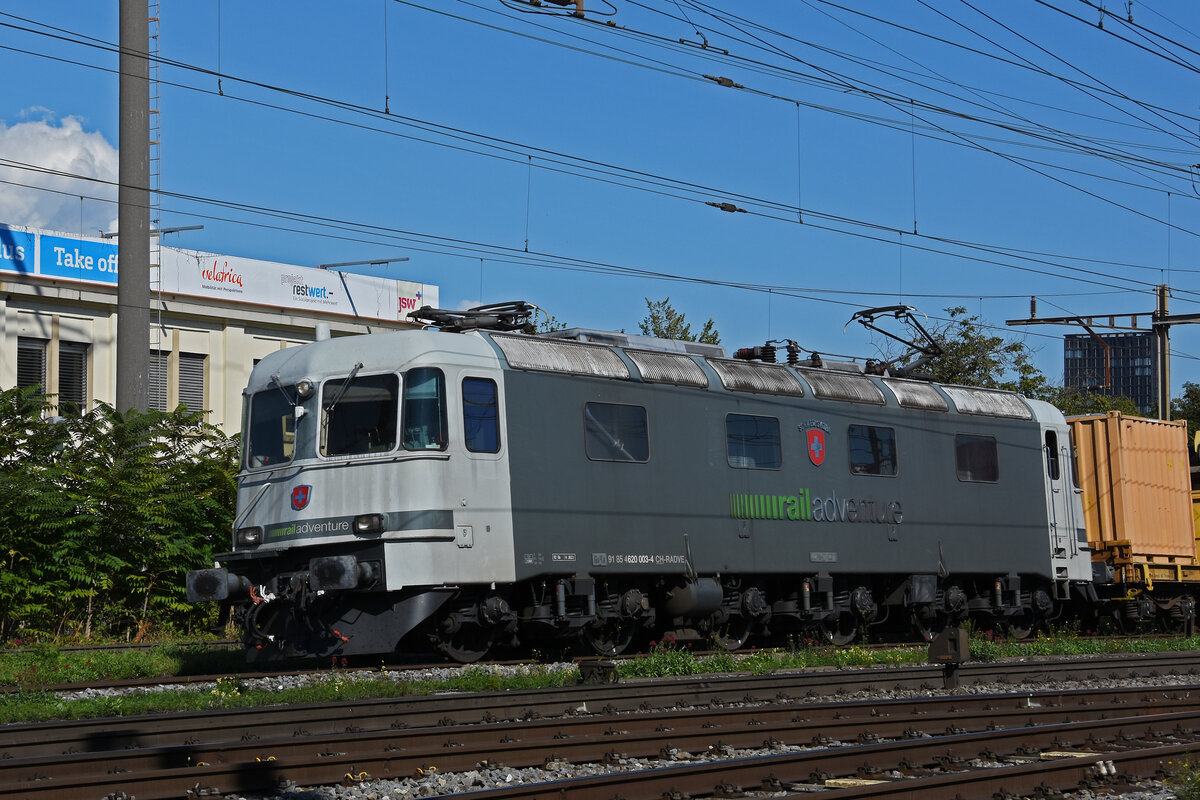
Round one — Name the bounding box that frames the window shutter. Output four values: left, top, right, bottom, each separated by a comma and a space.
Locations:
17, 338, 46, 391
58, 342, 88, 415
178, 352, 206, 412
148, 351, 168, 411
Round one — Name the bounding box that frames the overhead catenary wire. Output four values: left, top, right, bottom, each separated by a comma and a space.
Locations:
3, 8, 1199, 280
2, 5, 1199, 342
0, 156, 1181, 308
3, 5, 1198, 214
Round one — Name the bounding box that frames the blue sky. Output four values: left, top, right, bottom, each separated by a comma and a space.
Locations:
2, 1, 1200, 395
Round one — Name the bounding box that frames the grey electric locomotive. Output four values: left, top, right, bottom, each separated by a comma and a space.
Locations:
188, 303, 1094, 662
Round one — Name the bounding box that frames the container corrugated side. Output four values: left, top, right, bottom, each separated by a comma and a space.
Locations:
1069, 411, 1193, 559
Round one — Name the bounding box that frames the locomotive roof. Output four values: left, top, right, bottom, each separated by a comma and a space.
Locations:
245, 326, 1058, 425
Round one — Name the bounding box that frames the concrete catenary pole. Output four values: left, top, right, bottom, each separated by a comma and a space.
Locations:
117, 0, 150, 413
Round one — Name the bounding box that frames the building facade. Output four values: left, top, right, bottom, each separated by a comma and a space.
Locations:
0, 224, 438, 434
1063, 331, 1157, 414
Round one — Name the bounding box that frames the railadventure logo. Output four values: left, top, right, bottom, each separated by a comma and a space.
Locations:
730, 489, 903, 525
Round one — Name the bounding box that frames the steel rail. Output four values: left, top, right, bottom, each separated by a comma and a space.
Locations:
4, 686, 1200, 798
8, 705, 1200, 799
0, 681, 1191, 760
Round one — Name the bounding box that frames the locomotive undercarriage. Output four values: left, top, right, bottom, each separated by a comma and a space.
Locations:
213, 558, 1081, 662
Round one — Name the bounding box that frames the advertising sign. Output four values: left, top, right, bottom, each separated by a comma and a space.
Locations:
0, 227, 36, 275
159, 248, 437, 322
39, 234, 120, 284
0, 225, 437, 323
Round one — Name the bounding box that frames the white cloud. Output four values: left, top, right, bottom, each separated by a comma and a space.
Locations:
0, 112, 118, 235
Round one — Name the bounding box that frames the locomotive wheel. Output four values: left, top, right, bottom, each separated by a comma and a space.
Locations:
583, 618, 637, 657
711, 615, 753, 651
433, 615, 495, 663
1003, 612, 1037, 641
822, 612, 859, 646
910, 606, 949, 643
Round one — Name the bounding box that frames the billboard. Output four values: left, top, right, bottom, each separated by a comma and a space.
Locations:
0, 225, 437, 323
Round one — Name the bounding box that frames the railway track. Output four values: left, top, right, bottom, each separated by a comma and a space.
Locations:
3, 652, 1200, 798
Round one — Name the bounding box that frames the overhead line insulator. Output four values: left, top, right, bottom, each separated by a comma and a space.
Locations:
703, 75, 744, 89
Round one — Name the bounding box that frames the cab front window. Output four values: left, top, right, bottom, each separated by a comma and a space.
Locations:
321, 374, 399, 456
246, 387, 296, 468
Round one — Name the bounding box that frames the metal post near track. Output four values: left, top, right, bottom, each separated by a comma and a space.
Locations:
117, 0, 151, 413
928, 626, 969, 690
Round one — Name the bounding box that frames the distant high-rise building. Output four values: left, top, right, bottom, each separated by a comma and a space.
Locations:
1063, 331, 1157, 414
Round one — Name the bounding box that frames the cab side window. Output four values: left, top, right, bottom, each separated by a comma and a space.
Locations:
1044, 430, 1060, 481
403, 368, 448, 451
463, 377, 500, 453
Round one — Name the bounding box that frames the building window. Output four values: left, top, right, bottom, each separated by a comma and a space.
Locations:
16, 338, 88, 415
149, 350, 169, 412
848, 424, 897, 476
321, 373, 399, 456
58, 342, 88, 416
955, 433, 999, 482
149, 350, 207, 412
16, 338, 46, 392
178, 352, 206, 411
402, 368, 448, 451
726, 413, 781, 469
585, 402, 649, 462
462, 377, 500, 453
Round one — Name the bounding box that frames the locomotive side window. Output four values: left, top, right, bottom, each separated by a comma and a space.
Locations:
403, 368, 449, 451
321, 373, 399, 456
848, 424, 897, 476
247, 387, 296, 468
955, 433, 999, 482
584, 402, 649, 462
726, 414, 781, 469
463, 377, 500, 453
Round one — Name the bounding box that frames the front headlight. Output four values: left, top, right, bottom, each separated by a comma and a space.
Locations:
354, 514, 386, 535
236, 526, 263, 546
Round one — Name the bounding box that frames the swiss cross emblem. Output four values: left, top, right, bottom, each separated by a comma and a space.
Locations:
807, 429, 826, 466
291, 485, 312, 510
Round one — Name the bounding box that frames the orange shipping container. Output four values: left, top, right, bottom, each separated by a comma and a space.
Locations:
1069, 412, 1193, 560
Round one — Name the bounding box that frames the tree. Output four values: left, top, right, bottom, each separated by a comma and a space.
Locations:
1042, 386, 1142, 418
1171, 382, 1200, 456
876, 307, 1149, 419
639, 297, 721, 344
887, 307, 1046, 395
536, 311, 568, 333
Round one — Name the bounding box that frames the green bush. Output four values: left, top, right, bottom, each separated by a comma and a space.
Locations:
0, 388, 237, 642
